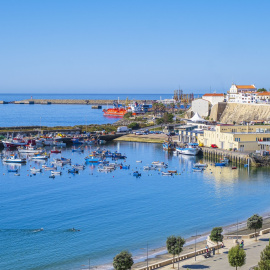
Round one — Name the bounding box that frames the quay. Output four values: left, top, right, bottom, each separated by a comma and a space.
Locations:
201, 147, 256, 166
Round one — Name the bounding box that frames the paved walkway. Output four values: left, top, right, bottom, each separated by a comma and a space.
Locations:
157, 233, 270, 270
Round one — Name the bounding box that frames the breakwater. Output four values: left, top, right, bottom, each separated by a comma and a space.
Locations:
5, 99, 151, 105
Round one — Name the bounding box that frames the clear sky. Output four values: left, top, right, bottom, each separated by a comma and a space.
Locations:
0, 0, 269, 94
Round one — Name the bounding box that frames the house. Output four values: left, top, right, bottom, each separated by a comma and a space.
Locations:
227, 84, 257, 103
256, 92, 270, 103
202, 93, 225, 106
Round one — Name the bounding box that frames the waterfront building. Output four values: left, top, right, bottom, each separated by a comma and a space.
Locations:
202, 93, 225, 106
198, 124, 270, 152
227, 84, 257, 103
191, 99, 210, 117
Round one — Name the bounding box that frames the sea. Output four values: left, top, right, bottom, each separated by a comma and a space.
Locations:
0, 93, 198, 127
1, 93, 270, 270
1, 142, 270, 270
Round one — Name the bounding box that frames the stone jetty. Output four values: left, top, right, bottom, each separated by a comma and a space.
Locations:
12, 99, 151, 105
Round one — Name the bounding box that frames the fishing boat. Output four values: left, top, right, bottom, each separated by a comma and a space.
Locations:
133, 171, 141, 177
194, 163, 208, 168
85, 155, 99, 163
168, 170, 177, 174
31, 153, 49, 160
18, 145, 42, 154
162, 172, 173, 176
71, 138, 84, 145
214, 162, 226, 167
68, 168, 79, 174
2, 137, 27, 148
120, 165, 130, 169
51, 171, 62, 176
176, 143, 201, 156
51, 148, 61, 154
152, 161, 168, 168
30, 167, 42, 173
193, 168, 203, 172
232, 166, 237, 170
8, 169, 18, 173
163, 136, 175, 151
143, 165, 156, 170
53, 157, 71, 165
72, 164, 85, 170
220, 157, 230, 164
3, 154, 26, 163
44, 165, 57, 171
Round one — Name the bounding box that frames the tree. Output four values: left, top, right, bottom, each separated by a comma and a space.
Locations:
128, 122, 140, 130
257, 88, 267, 92
255, 240, 270, 270
247, 214, 263, 241
163, 112, 174, 123
210, 227, 223, 254
166, 235, 185, 268
123, 112, 133, 119
113, 251, 134, 270
228, 245, 246, 270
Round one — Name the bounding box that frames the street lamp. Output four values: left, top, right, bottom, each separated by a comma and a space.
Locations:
191, 230, 201, 261
141, 243, 148, 270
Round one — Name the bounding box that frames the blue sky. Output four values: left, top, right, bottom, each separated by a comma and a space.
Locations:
0, 0, 269, 94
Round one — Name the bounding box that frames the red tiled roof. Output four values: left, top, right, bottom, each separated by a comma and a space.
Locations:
203, 93, 224, 97
236, 85, 256, 89
256, 92, 270, 96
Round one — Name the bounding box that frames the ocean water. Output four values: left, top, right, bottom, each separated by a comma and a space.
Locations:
1, 142, 270, 270
0, 93, 172, 127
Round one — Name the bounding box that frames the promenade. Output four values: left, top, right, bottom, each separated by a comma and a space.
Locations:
134, 232, 270, 270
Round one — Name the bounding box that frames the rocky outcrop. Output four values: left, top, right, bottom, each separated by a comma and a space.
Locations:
209, 102, 227, 121
219, 103, 270, 124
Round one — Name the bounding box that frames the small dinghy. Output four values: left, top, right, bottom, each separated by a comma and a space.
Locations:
68, 168, 79, 174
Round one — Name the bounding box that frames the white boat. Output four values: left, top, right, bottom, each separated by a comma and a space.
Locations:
72, 164, 85, 170
194, 163, 208, 168
162, 172, 172, 176
52, 141, 66, 147
144, 165, 156, 170
176, 143, 201, 156
31, 154, 49, 160
2, 138, 27, 148
18, 145, 43, 154
44, 166, 57, 171
3, 155, 26, 163
30, 167, 42, 173
152, 161, 168, 168
193, 168, 203, 172
51, 171, 62, 175
136, 160, 142, 163
54, 157, 71, 165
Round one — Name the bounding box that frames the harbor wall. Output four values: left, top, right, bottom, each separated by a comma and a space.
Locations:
11, 99, 150, 105
202, 147, 257, 166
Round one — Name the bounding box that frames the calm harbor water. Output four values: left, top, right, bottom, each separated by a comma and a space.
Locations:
0, 93, 199, 127
1, 142, 270, 270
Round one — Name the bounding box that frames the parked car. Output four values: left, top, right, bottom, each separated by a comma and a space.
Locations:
211, 144, 218, 148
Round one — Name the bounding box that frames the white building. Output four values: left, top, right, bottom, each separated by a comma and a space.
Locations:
191, 99, 210, 117
227, 84, 257, 103
202, 93, 225, 106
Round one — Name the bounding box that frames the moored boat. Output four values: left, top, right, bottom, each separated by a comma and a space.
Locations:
3, 154, 26, 163
176, 143, 201, 156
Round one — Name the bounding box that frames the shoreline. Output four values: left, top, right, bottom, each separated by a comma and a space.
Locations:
92, 211, 270, 270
